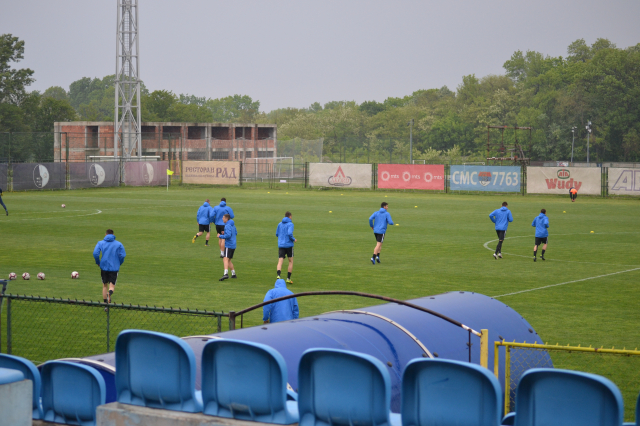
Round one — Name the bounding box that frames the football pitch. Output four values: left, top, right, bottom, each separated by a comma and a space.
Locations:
0, 185, 639, 415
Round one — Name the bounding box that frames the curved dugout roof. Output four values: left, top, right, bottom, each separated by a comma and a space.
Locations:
78, 291, 551, 411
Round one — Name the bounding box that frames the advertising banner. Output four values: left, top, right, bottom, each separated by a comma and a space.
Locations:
378, 164, 445, 190
12, 163, 66, 190
124, 161, 168, 186
69, 162, 120, 189
608, 168, 640, 196
527, 167, 601, 195
182, 161, 240, 185
0, 164, 7, 191
450, 166, 521, 192
309, 163, 372, 189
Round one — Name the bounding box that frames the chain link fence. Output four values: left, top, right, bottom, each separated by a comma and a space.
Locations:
496, 342, 640, 422
0, 294, 227, 364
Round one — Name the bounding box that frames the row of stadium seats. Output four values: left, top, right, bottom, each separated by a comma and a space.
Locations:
1, 329, 639, 426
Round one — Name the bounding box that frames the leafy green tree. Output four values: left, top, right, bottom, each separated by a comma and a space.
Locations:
0, 34, 35, 105
42, 86, 68, 101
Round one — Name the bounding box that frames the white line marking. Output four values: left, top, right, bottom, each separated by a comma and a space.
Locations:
483, 232, 640, 267
493, 267, 640, 298
12, 209, 103, 221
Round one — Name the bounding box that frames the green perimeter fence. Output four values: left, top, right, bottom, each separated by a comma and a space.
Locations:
0, 290, 228, 364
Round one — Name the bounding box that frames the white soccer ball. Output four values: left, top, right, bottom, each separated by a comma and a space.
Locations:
9, 272, 16, 280
22, 272, 30, 280
71, 271, 79, 279
61, 204, 66, 208
37, 272, 45, 280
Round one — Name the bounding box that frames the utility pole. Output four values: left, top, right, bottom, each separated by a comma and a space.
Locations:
408, 119, 414, 164
585, 121, 592, 164
571, 127, 576, 164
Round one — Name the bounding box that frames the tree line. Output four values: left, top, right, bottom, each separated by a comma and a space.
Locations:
1, 33, 639, 162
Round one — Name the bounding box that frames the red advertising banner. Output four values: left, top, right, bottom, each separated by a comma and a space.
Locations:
378, 164, 445, 190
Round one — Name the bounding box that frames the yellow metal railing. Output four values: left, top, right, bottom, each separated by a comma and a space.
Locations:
494, 341, 640, 418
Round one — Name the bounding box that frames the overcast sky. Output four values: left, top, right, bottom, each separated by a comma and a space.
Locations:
2, 1, 639, 112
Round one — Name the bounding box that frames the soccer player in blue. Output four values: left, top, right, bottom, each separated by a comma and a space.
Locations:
369, 202, 394, 265
489, 201, 513, 259
217, 214, 237, 281
262, 278, 299, 324
192, 199, 215, 246
0, 187, 7, 215
276, 211, 296, 284
531, 208, 549, 262
93, 229, 126, 307
213, 198, 235, 258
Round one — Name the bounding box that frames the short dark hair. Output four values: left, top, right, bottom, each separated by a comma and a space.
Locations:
223, 214, 230, 220
106, 229, 114, 235
205, 199, 209, 203
285, 211, 292, 218
221, 197, 226, 202
502, 202, 508, 206
541, 208, 546, 214
381, 202, 388, 208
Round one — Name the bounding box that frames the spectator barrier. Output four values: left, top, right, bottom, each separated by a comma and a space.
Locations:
182, 161, 240, 185
69, 162, 120, 189
308, 163, 372, 189
608, 168, 640, 196
450, 165, 521, 192
377, 164, 445, 190
527, 167, 601, 195
12, 163, 66, 191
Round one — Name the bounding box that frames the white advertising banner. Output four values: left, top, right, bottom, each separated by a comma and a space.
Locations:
182, 161, 240, 185
527, 167, 601, 195
608, 168, 640, 196
309, 163, 372, 188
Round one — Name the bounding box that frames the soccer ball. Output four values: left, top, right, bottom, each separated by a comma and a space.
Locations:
61, 204, 66, 208
9, 272, 16, 280
22, 272, 30, 280
37, 272, 45, 280
71, 271, 79, 279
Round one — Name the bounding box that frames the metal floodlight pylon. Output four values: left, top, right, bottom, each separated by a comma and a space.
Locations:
114, 0, 141, 159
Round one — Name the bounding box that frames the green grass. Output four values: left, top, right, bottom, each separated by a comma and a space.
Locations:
0, 186, 639, 418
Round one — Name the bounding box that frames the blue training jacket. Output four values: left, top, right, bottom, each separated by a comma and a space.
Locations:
196, 202, 215, 225
262, 279, 299, 323
213, 201, 234, 226
531, 213, 549, 238
276, 217, 295, 248
489, 206, 513, 231
93, 235, 126, 272
369, 208, 394, 234
218, 219, 237, 249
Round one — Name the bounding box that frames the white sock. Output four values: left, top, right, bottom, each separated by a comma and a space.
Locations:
224, 269, 228, 275
232, 270, 235, 275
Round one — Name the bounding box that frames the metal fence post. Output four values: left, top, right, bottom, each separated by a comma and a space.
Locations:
504, 345, 512, 415
480, 329, 489, 368
229, 311, 236, 330
7, 297, 11, 354
106, 305, 110, 352
217, 314, 222, 333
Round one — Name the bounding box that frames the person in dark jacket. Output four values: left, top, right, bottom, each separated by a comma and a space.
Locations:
263, 279, 299, 323
276, 211, 296, 284
93, 229, 126, 306
489, 202, 514, 259
369, 202, 394, 265
192, 199, 215, 246
213, 198, 235, 258
532, 209, 549, 262
0, 187, 7, 215
217, 214, 238, 281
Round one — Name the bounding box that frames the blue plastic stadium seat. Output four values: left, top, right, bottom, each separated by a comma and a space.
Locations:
0, 366, 24, 384
0, 353, 43, 419
622, 391, 639, 426
115, 329, 203, 413
401, 358, 502, 426
298, 348, 400, 426
514, 368, 623, 426
201, 339, 299, 423
40, 361, 106, 426
502, 412, 516, 425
